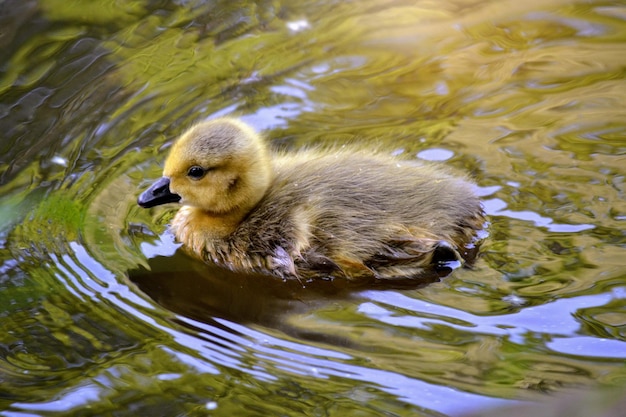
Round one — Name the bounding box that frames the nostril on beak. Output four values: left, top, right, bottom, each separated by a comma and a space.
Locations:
137, 177, 181, 208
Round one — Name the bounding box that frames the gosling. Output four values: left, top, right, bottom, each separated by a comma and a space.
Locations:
138, 118, 485, 282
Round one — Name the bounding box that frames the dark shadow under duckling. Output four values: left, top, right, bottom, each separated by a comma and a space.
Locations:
138, 118, 485, 282
128, 247, 444, 347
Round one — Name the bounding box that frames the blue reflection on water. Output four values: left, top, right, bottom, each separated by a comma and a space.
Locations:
360, 288, 626, 350
484, 198, 595, 233
37, 239, 520, 416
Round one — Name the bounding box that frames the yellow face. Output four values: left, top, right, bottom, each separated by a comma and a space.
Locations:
161, 118, 272, 215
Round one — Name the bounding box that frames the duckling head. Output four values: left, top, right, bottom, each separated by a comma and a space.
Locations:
138, 118, 273, 222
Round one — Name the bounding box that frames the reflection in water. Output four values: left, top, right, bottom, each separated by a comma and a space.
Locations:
1, 0, 625, 415
129, 250, 330, 327
128, 248, 446, 331
127, 252, 518, 416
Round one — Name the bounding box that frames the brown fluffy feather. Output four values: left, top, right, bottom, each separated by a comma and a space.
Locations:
142, 118, 485, 281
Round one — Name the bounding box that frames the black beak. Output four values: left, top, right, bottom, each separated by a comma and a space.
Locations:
137, 177, 181, 208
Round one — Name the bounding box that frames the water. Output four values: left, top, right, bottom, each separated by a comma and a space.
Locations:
1, 0, 625, 416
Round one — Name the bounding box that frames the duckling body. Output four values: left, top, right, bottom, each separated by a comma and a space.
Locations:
138, 118, 485, 281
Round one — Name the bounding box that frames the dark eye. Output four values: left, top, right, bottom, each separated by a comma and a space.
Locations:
187, 166, 206, 179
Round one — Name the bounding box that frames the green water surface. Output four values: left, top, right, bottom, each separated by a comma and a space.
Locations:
1, 0, 625, 416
